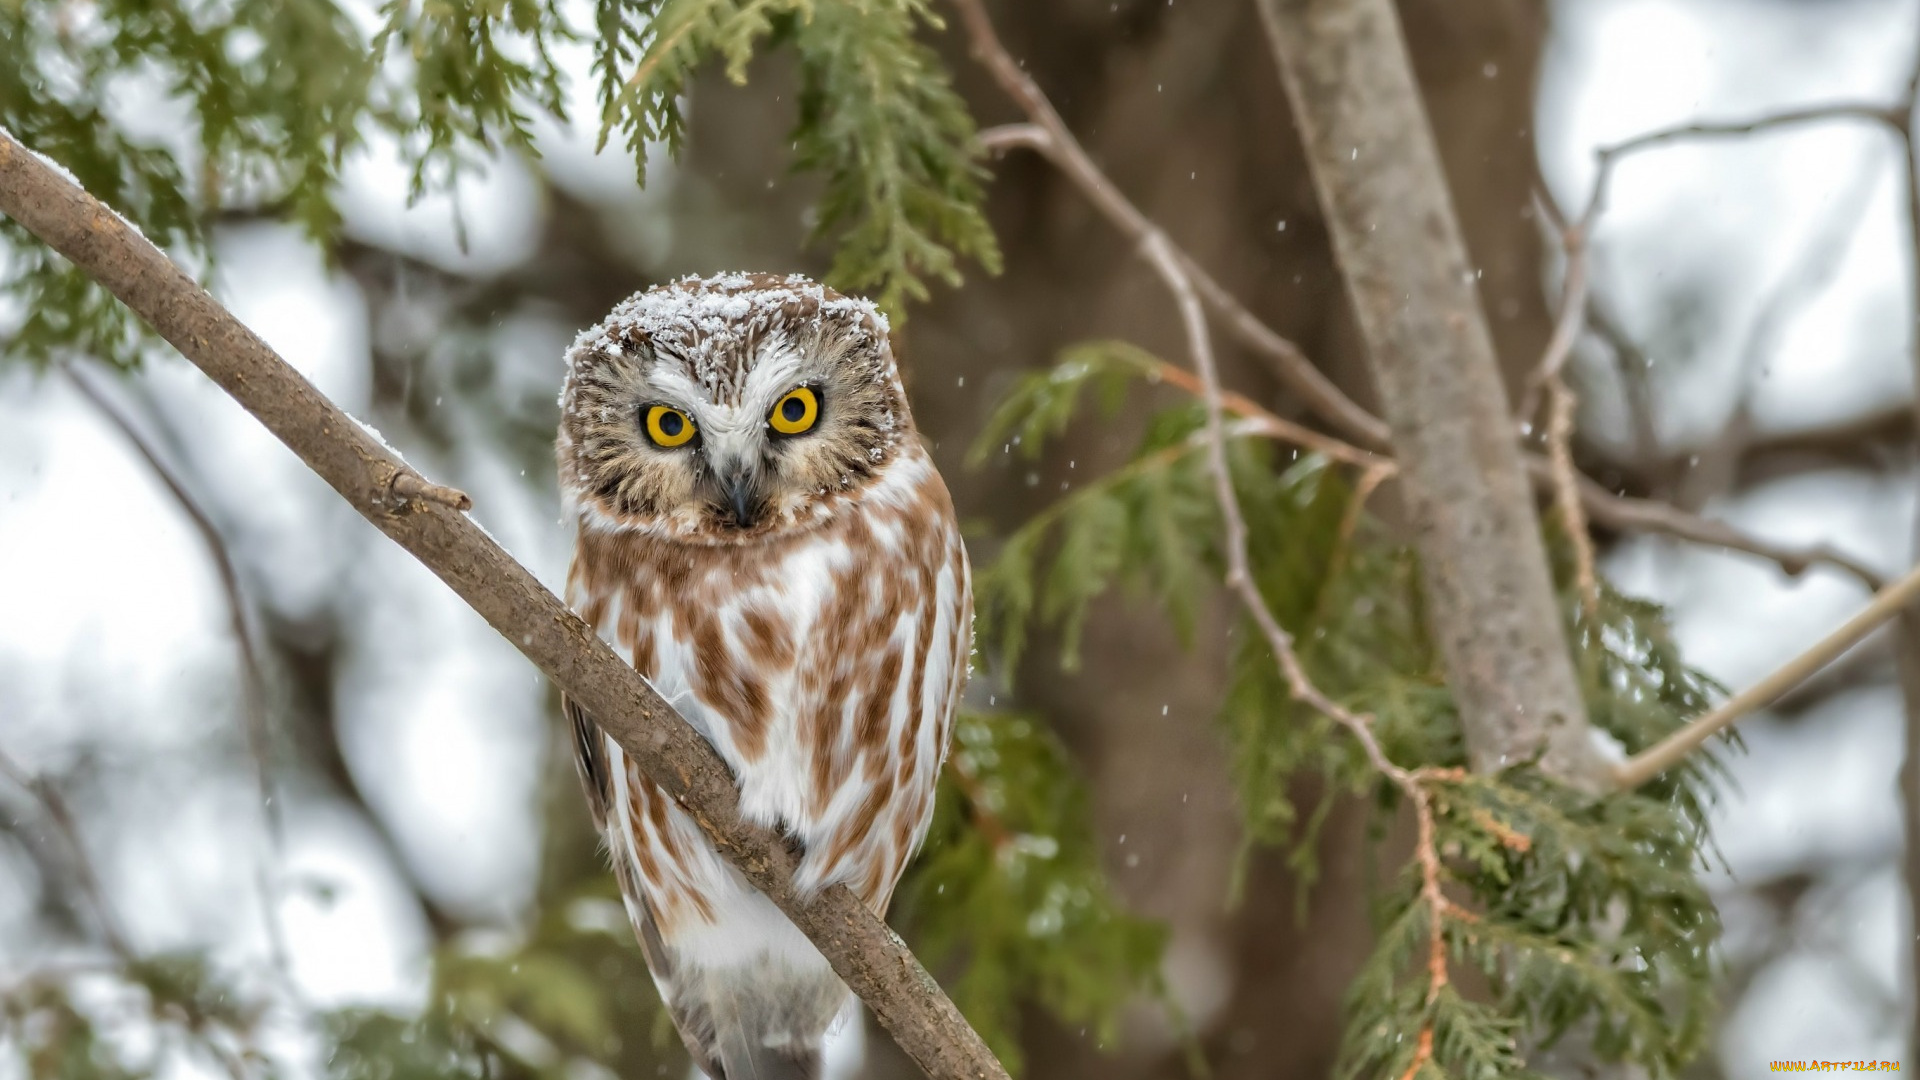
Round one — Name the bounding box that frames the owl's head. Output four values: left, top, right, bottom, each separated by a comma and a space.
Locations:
557, 273, 912, 543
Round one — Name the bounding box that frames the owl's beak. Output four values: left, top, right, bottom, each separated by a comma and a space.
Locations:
719, 465, 762, 530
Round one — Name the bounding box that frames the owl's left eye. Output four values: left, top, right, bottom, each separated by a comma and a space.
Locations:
644, 405, 697, 448
768, 386, 820, 436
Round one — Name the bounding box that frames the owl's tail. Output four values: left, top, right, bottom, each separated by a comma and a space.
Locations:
712, 1029, 821, 1080
700, 973, 839, 1080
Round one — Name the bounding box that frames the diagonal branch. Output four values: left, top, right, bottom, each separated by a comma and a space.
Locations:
954, 8, 1393, 451
1556, 464, 1886, 590
1593, 103, 1903, 200
61, 362, 299, 991
1138, 222, 1456, 1062
1614, 559, 1920, 790
1525, 187, 1604, 616
0, 747, 133, 960
997, 83, 1460, 1054
0, 129, 1008, 1080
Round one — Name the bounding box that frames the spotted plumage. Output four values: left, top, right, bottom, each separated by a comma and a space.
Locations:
556, 273, 971, 1079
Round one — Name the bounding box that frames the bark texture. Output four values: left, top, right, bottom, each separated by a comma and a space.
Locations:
0, 129, 1007, 1080
1257, 0, 1597, 784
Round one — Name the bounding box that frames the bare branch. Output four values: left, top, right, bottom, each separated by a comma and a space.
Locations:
1145, 345, 1888, 590
1583, 293, 1661, 460
1558, 463, 1887, 590
1142, 358, 1392, 471
975, 123, 1048, 156
1546, 381, 1600, 616
1515, 185, 1598, 426
0, 748, 132, 960
1534, 119, 1897, 593
0, 129, 1007, 1080
951, 0, 1393, 451
1523, 188, 1603, 616
1137, 225, 1455, 1040
61, 363, 297, 990
1597, 103, 1900, 173
1614, 560, 1920, 790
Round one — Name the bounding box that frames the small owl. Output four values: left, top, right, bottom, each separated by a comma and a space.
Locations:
555, 273, 972, 1080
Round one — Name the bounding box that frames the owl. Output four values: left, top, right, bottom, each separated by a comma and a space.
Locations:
554, 273, 972, 1080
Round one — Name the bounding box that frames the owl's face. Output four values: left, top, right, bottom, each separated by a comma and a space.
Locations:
557, 274, 911, 544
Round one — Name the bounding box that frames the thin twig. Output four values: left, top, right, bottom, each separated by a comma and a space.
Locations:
0, 127, 1007, 1080
1515, 185, 1599, 425
953, 2, 1393, 450
1596, 103, 1901, 182
1583, 293, 1661, 461
1138, 224, 1454, 1027
1614, 560, 1920, 789
62, 363, 298, 991
975, 123, 1047, 156
1144, 359, 1392, 471
1337, 461, 1397, 548
1527, 188, 1603, 615
1534, 126, 1896, 593
0, 748, 132, 959
1558, 463, 1886, 590
1546, 381, 1600, 616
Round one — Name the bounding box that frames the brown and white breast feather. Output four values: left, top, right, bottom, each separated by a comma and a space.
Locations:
565, 444, 970, 969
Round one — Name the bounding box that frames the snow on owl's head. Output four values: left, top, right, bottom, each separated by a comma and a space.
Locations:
556, 273, 913, 544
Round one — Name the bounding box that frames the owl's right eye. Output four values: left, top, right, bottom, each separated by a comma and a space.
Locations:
644, 405, 697, 448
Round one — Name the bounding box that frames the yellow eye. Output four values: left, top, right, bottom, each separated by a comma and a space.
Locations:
644, 405, 697, 448
768, 386, 819, 435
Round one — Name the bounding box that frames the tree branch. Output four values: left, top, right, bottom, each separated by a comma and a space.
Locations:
998, 88, 1461, 1054
0, 748, 132, 960
0, 129, 1008, 1080
62, 362, 302, 996
1137, 223, 1456, 1063
1141, 357, 1393, 471
1594, 103, 1902, 185
1614, 560, 1920, 790
954, 12, 1393, 451
1526, 188, 1603, 615
1559, 465, 1887, 590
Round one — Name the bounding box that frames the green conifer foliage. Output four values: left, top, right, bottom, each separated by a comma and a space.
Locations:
0, 0, 997, 371
597, 0, 1000, 314
893, 710, 1169, 1073
0, 5, 1731, 1078
970, 346, 1727, 1078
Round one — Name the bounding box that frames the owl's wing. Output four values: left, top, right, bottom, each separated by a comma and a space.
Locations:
631, 882, 726, 1079
563, 693, 610, 833
566, 694, 731, 1077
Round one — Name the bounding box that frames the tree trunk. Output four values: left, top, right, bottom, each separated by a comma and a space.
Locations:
1257, 0, 1598, 786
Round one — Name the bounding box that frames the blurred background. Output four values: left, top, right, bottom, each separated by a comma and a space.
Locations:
1, 0, 1914, 1076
